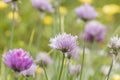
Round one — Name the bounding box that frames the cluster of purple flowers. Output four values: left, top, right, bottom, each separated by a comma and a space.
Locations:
75, 3, 106, 42
3, 48, 53, 77
2, 0, 108, 79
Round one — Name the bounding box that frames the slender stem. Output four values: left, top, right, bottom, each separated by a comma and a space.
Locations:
105, 58, 114, 80
36, 22, 42, 50
42, 62, 48, 80
54, 0, 60, 35
36, 13, 44, 50
58, 5, 61, 33
80, 40, 85, 80
37, 25, 41, 50
66, 59, 70, 80
14, 72, 18, 80
15, 77, 18, 80
61, 15, 64, 33
53, 11, 57, 36
58, 53, 65, 80
26, 77, 28, 80
10, 9, 15, 49
28, 29, 35, 49
48, 49, 54, 55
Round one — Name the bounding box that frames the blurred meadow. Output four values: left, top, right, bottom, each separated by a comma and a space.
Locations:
1, 0, 120, 80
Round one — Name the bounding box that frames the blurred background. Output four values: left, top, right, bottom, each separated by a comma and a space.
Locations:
0, 0, 120, 54
0, 0, 120, 79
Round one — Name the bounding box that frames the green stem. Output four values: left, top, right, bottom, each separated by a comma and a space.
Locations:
105, 58, 113, 80
42, 63, 48, 80
58, 53, 65, 80
15, 77, 18, 80
53, 0, 60, 35
61, 15, 64, 33
53, 12, 57, 36
66, 59, 70, 80
10, 9, 15, 49
48, 49, 54, 55
14, 72, 18, 80
80, 40, 85, 80
25, 77, 28, 80
58, 5, 61, 33
36, 13, 44, 50
28, 29, 35, 49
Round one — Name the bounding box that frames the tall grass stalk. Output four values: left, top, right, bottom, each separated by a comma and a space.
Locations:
42, 62, 48, 80
65, 59, 70, 80
80, 40, 85, 80
28, 29, 35, 49
61, 15, 64, 33
105, 58, 114, 80
10, 9, 15, 49
1, 59, 6, 80
36, 13, 44, 50
58, 53, 65, 80
14, 72, 19, 80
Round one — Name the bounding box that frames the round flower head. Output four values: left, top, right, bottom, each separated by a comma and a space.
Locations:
84, 20, 106, 42
49, 33, 78, 55
75, 3, 97, 21
69, 64, 81, 75
21, 64, 37, 77
108, 35, 120, 58
3, 48, 33, 72
31, 0, 54, 13
108, 35, 120, 49
36, 52, 53, 67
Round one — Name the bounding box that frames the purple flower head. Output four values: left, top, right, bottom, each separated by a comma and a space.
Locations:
3, 48, 33, 72
49, 33, 78, 55
69, 64, 81, 75
21, 64, 37, 77
36, 52, 53, 67
84, 20, 106, 42
31, 0, 54, 13
75, 3, 97, 21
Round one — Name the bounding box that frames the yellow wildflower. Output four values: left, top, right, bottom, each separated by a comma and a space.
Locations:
0, 1, 8, 9
103, 4, 120, 15
43, 16, 53, 25
112, 74, 120, 80
7, 11, 20, 20
36, 67, 42, 74
79, 0, 93, 4
59, 6, 67, 15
